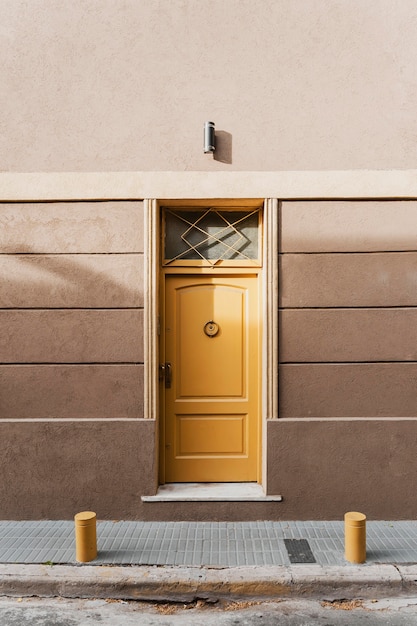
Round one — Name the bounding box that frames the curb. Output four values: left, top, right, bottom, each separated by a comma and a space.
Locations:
0, 564, 416, 602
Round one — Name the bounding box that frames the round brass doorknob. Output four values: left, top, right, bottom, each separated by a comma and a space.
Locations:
204, 320, 219, 337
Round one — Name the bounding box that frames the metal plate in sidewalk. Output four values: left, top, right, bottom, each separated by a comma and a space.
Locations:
284, 538, 316, 563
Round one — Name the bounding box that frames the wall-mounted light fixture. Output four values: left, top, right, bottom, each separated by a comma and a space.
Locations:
204, 121, 216, 153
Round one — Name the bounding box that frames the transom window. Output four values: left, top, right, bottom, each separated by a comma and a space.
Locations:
162, 207, 262, 267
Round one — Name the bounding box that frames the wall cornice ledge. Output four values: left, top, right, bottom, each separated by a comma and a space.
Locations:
0, 170, 417, 201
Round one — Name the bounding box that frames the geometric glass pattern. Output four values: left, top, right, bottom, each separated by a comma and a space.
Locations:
164, 208, 260, 265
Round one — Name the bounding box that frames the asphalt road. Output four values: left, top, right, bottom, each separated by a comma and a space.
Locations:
0, 596, 417, 625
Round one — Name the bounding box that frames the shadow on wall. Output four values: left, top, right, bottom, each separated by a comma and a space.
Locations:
214, 130, 232, 164
0, 245, 143, 308
0, 245, 145, 418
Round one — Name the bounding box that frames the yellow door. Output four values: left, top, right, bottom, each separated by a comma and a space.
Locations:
163, 274, 260, 482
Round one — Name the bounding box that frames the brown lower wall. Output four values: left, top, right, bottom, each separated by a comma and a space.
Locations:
142, 419, 417, 521
267, 419, 417, 520
1, 418, 416, 520
0, 420, 156, 519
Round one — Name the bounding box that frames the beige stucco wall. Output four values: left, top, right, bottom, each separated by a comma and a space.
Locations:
1, 0, 417, 520
2, 0, 417, 172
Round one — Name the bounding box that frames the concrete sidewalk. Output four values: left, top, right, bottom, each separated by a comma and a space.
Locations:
0, 520, 416, 601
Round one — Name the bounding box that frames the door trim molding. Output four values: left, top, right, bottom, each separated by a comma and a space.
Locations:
143, 199, 159, 420
144, 199, 278, 491
263, 199, 279, 421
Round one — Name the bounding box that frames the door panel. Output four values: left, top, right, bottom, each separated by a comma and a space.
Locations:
176, 415, 246, 455
177, 285, 244, 397
163, 274, 259, 482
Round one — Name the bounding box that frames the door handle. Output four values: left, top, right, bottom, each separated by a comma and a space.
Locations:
165, 363, 172, 388
159, 362, 172, 389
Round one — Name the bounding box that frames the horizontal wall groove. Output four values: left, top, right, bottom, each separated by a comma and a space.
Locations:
0, 252, 144, 256
0, 418, 150, 423
267, 195, 417, 201
0, 199, 144, 205
279, 250, 417, 255
0, 362, 144, 366
279, 306, 417, 310
0, 303, 145, 312
277, 417, 417, 422
280, 361, 417, 366
279, 360, 417, 365
0, 363, 144, 367
282, 198, 417, 203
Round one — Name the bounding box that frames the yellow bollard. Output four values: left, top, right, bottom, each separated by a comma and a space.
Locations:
74, 511, 97, 562
344, 511, 366, 563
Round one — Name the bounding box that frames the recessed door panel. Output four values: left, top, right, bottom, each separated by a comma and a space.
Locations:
163, 274, 259, 482
176, 415, 246, 455
177, 284, 244, 397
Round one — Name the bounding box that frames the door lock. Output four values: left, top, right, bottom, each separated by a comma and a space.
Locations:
159, 362, 172, 388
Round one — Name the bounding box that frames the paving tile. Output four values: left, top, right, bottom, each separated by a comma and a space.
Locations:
1, 520, 417, 567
